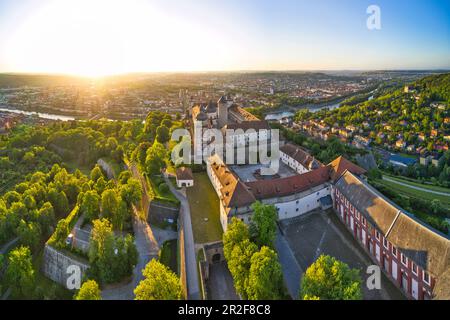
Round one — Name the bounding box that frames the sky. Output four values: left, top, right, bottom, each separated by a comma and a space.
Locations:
0, 0, 449, 76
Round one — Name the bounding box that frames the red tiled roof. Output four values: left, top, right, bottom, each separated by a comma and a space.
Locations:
280, 143, 322, 169
245, 166, 330, 200
176, 167, 193, 180
328, 156, 366, 181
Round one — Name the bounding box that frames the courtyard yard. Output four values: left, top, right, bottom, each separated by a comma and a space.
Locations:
279, 210, 405, 300
186, 172, 223, 244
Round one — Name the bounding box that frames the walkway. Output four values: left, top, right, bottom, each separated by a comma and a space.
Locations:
102, 207, 159, 300
164, 176, 200, 300
275, 230, 303, 299
383, 176, 450, 196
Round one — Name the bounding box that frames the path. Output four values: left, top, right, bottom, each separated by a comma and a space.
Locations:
383, 176, 450, 196
275, 230, 302, 299
164, 176, 200, 300
101, 162, 159, 299
0, 237, 19, 300
101, 207, 159, 300
0, 237, 19, 255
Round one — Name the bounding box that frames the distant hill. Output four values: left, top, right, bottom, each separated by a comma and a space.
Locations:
0, 73, 88, 88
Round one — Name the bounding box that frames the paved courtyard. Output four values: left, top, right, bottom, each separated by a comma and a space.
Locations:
279, 210, 405, 300
206, 261, 240, 300
230, 161, 297, 182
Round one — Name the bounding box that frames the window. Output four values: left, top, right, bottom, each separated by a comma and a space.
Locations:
383, 239, 389, 249
401, 253, 408, 266
296, 200, 299, 204
296, 208, 299, 212
375, 231, 380, 240
392, 246, 397, 257
412, 263, 418, 275
423, 272, 430, 285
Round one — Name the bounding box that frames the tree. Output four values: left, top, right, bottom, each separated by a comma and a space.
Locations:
89, 219, 137, 284
223, 218, 250, 261
74, 280, 102, 300
37, 202, 55, 235
53, 219, 69, 248
5, 246, 35, 298
134, 260, 182, 300
250, 202, 278, 247
101, 189, 119, 221
156, 125, 170, 144
80, 190, 100, 221
16, 220, 41, 251
120, 178, 142, 207
161, 118, 172, 128
89, 219, 115, 283
247, 246, 284, 300
227, 239, 258, 299
145, 153, 164, 176
300, 255, 362, 300
90, 165, 104, 182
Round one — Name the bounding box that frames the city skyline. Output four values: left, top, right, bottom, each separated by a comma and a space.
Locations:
0, 0, 449, 76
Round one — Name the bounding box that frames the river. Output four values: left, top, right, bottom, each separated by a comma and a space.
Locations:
0, 107, 76, 121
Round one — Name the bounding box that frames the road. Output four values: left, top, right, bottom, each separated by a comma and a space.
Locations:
102, 207, 159, 300
0, 237, 19, 255
102, 161, 160, 300
383, 176, 450, 196
164, 176, 200, 300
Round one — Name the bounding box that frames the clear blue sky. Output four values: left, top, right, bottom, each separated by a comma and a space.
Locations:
0, 0, 449, 74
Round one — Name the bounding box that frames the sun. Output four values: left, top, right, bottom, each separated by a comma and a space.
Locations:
4, 0, 230, 76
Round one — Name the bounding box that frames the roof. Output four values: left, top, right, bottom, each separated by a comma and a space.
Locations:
433, 268, 450, 300
386, 213, 450, 278
206, 100, 217, 113
280, 143, 322, 169
224, 120, 270, 131
209, 157, 256, 208
218, 96, 227, 104
228, 105, 260, 121
334, 171, 400, 235
222, 179, 256, 208
176, 167, 193, 181
245, 166, 330, 200
389, 154, 417, 166
335, 171, 450, 280
328, 156, 366, 181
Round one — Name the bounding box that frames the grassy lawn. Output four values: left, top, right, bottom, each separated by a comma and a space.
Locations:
186, 172, 223, 244
159, 239, 178, 275
148, 175, 180, 204
383, 173, 450, 194
376, 178, 450, 208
